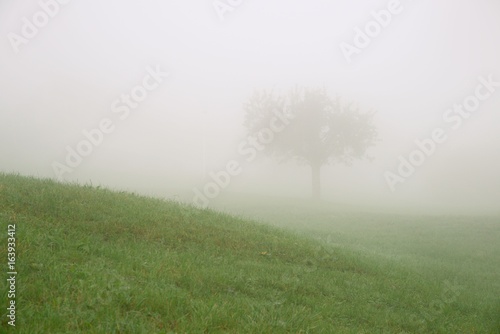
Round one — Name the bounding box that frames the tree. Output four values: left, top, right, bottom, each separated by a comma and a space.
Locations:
243, 87, 378, 200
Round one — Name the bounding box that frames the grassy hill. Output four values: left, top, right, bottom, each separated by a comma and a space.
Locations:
0, 173, 498, 333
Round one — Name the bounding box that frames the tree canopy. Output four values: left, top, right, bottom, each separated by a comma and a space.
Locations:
243, 87, 378, 199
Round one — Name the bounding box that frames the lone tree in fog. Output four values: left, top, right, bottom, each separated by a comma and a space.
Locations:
243, 87, 378, 200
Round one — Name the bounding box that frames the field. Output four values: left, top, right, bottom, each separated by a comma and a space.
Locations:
0, 173, 499, 333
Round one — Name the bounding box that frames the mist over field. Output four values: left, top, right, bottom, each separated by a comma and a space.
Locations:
2, 2, 500, 332
1, 0, 500, 215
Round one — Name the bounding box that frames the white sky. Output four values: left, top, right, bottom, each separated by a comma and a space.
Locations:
1, 0, 499, 213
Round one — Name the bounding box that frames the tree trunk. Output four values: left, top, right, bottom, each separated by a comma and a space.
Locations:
311, 162, 321, 201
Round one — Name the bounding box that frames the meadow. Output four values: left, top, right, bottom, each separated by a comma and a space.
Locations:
0, 173, 499, 333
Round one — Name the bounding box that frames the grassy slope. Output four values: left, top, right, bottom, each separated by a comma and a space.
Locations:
213, 194, 500, 333
0, 174, 498, 333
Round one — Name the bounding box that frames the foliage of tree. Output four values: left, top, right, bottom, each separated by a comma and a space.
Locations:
243, 87, 378, 199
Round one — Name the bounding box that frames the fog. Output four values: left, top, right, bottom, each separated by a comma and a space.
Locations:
1, 0, 500, 215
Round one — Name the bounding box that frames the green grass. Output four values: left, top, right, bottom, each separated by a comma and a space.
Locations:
213, 194, 500, 333
0, 173, 499, 333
